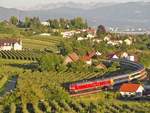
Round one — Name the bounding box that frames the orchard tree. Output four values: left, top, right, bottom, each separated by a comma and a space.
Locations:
10, 16, 18, 25
71, 17, 88, 29
24, 17, 31, 28
50, 19, 60, 29
59, 18, 66, 29
57, 42, 68, 56
38, 54, 63, 72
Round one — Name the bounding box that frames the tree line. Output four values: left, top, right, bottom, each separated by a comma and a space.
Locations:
8, 16, 88, 29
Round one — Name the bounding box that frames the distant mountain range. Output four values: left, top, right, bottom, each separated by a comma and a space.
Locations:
28, 2, 116, 10
0, 2, 150, 28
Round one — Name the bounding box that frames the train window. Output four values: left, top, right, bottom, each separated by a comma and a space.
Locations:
113, 77, 129, 82
130, 73, 140, 78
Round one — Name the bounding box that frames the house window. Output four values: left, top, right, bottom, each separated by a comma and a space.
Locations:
136, 92, 142, 96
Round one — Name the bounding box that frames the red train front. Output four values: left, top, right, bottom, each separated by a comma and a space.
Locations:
69, 79, 113, 93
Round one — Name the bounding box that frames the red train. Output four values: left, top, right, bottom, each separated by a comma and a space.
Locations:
69, 60, 147, 95
70, 79, 113, 92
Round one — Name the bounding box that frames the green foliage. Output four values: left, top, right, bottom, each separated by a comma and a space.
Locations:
10, 16, 18, 25
0, 50, 44, 61
57, 41, 69, 56
10, 103, 16, 113
70, 17, 88, 29
24, 17, 31, 28
38, 54, 63, 71
139, 53, 150, 67
0, 23, 20, 35
48, 17, 88, 29
96, 25, 106, 38
108, 62, 120, 72
45, 85, 70, 102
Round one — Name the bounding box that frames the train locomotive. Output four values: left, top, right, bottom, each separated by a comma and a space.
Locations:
69, 60, 147, 95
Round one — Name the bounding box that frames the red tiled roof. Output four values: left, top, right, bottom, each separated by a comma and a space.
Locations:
87, 51, 96, 58
86, 29, 96, 34
81, 55, 91, 61
80, 51, 96, 62
120, 83, 142, 92
68, 52, 79, 62
0, 38, 21, 46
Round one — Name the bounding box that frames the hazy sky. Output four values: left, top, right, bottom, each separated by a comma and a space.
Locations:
0, 0, 150, 8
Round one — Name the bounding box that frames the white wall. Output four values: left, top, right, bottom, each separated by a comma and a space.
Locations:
0, 41, 22, 51
14, 42, 22, 50
120, 86, 144, 97
0, 46, 12, 51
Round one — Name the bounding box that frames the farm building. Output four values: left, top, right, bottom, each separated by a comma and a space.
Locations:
64, 52, 79, 64
121, 52, 128, 58
81, 51, 96, 65
108, 53, 119, 59
41, 22, 50, 26
124, 38, 132, 45
81, 55, 92, 65
0, 39, 22, 51
119, 83, 144, 97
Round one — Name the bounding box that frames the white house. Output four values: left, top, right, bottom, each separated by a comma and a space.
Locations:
81, 55, 92, 65
112, 54, 119, 59
61, 31, 76, 38
93, 39, 102, 43
96, 51, 102, 56
87, 34, 94, 39
41, 22, 50, 26
77, 37, 88, 41
40, 33, 51, 36
81, 51, 96, 65
104, 36, 111, 41
121, 52, 128, 58
107, 40, 123, 46
0, 39, 22, 51
120, 83, 144, 97
124, 39, 132, 45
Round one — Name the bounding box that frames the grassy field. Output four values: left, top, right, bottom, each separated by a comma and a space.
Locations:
22, 35, 62, 51
0, 33, 63, 51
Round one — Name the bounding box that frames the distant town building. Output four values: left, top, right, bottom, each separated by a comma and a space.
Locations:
41, 22, 50, 26
81, 55, 92, 65
87, 34, 95, 39
112, 54, 119, 59
96, 51, 102, 56
61, 31, 76, 38
93, 39, 102, 43
124, 39, 132, 45
77, 37, 88, 41
108, 53, 119, 59
121, 52, 128, 58
0, 39, 22, 51
127, 55, 135, 62
39, 33, 51, 36
81, 51, 96, 65
120, 83, 144, 97
104, 35, 111, 41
